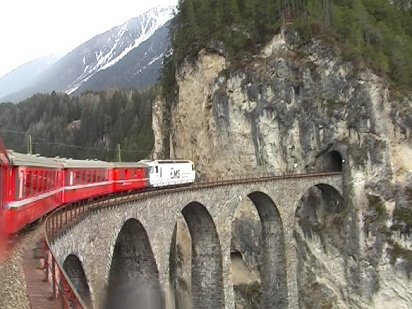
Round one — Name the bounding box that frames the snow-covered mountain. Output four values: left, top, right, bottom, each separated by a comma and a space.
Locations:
0, 54, 62, 98
1, 5, 174, 103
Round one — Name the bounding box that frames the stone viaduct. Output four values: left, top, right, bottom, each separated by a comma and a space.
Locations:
50, 173, 343, 309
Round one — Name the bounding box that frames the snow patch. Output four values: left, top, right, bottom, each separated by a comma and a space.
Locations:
64, 5, 173, 94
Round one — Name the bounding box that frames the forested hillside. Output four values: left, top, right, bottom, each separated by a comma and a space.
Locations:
0, 89, 155, 161
163, 0, 412, 93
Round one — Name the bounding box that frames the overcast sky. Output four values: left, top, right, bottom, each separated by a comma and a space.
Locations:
0, 0, 177, 78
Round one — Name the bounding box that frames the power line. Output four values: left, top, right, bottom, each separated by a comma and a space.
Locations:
0, 128, 152, 154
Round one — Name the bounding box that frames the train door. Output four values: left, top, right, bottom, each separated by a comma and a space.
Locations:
0, 140, 9, 217
0, 139, 9, 245
0, 161, 4, 215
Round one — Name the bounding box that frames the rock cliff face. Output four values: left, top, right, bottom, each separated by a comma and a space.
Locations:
153, 29, 412, 307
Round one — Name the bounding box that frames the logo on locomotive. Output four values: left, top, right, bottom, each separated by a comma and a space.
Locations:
170, 169, 181, 179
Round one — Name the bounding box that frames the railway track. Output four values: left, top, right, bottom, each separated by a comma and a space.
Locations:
2, 171, 341, 309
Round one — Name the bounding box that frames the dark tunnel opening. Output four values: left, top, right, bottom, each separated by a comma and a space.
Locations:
319, 150, 343, 172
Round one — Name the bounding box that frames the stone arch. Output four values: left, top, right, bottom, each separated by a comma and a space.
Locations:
294, 183, 346, 308
170, 202, 225, 309
104, 218, 163, 309
63, 254, 92, 307
231, 191, 288, 309
169, 218, 192, 309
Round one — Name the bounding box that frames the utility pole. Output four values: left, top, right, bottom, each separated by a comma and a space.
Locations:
27, 134, 32, 155
117, 144, 121, 162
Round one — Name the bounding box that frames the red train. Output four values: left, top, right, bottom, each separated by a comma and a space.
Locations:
0, 144, 195, 235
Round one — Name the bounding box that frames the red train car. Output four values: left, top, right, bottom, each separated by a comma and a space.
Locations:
61, 159, 113, 204
4, 152, 63, 234
0, 142, 9, 247
0, 136, 194, 236
112, 162, 148, 193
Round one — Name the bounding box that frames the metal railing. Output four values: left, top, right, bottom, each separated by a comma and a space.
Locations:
42, 171, 342, 308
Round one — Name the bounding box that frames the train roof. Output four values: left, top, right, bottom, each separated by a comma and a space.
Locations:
139, 159, 193, 165
7, 151, 62, 168
58, 158, 112, 169
111, 162, 147, 169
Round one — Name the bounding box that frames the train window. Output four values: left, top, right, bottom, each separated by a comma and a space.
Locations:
22, 170, 27, 197
31, 171, 36, 195
36, 170, 41, 193
25, 170, 31, 197
40, 170, 44, 192
32, 170, 38, 194
41, 171, 45, 192
45, 171, 49, 191
155, 166, 158, 173
42, 171, 46, 192
48, 171, 51, 190
18, 170, 24, 199
49, 171, 52, 190
48, 170, 52, 191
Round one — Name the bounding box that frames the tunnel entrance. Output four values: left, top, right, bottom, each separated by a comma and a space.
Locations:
231, 191, 288, 309
169, 202, 225, 309
323, 150, 343, 172
295, 184, 347, 308
63, 254, 92, 307
105, 219, 163, 309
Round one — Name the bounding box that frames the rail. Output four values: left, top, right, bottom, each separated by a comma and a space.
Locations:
42, 171, 342, 308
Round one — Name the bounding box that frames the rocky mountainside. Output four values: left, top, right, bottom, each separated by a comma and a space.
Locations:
153, 28, 412, 308
1, 6, 173, 103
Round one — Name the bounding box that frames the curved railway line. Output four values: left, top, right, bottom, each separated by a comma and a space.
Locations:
2, 171, 341, 309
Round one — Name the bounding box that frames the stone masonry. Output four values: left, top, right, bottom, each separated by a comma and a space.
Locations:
51, 174, 343, 309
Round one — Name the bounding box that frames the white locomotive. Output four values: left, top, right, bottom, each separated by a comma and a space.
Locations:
140, 160, 196, 187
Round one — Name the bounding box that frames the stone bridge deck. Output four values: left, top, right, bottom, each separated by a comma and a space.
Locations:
50, 173, 343, 309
